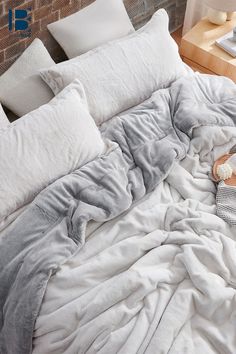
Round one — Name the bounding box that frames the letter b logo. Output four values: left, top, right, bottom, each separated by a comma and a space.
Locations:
8, 9, 31, 31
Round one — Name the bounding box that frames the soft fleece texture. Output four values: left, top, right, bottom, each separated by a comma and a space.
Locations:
34, 124, 236, 354
41, 9, 187, 125
1, 74, 236, 354
48, 0, 134, 58
0, 80, 105, 221
0, 39, 55, 116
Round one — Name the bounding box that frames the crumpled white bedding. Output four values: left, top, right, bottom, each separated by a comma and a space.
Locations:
33, 125, 236, 354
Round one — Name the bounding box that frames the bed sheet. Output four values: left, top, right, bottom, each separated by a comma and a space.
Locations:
33, 124, 236, 354
2, 72, 236, 354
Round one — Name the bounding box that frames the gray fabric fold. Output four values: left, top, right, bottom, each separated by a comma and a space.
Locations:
0, 74, 236, 354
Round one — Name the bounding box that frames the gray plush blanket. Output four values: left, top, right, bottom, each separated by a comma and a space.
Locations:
0, 74, 236, 354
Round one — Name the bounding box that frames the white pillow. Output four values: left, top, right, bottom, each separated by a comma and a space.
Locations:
0, 38, 55, 117
0, 104, 10, 129
0, 80, 105, 221
48, 0, 134, 59
41, 9, 187, 126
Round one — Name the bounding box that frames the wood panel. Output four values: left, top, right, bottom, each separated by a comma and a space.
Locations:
180, 15, 236, 81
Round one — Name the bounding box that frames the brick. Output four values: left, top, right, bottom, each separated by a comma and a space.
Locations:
4, 1, 36, 25
38, 28, 57, 47
38, 30, 67, 61
0, 0, 187, 76
60, 2, 81, 18
81, 0, 94, 8
0, 32, 19, 50
0, 51, 4, 64
40, 11, 59, 28
0, 26, 10, 40
71, 0, 81, 8
30, 20, 40, 35
4, 0, 24, 13
23, 37, 32, 49
37, 0, 51, 7
0, 3, 4, 15
36, 28, 48, 42
34, 5, 52, 21
17, 0, 36, 11
0, 13, 9, 28
0, 56, 16, 75
52, 0, 68, 11
5, 40, 25, 59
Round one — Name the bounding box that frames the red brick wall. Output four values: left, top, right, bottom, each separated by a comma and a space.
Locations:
0, 0, 95, 75
0, 0, 187, 76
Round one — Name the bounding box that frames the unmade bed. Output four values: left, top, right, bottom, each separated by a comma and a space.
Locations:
0, 6, 236, 354
33, 76, 236, 354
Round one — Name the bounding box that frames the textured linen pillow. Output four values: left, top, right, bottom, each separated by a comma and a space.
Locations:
41, 9, 187, 126
0, 38, 55, 117
48, 0, 134, 59
0, 104, 10, 129
0, 80, 105, 221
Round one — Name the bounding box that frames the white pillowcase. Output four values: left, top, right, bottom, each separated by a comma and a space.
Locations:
0, 39, 55, 117
0, 80, 105, 221
0, 104, 10, 129
41, 9, 187, 126
48, 0, 134, 59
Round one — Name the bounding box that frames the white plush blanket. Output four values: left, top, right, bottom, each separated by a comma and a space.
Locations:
32, 124, 236, 354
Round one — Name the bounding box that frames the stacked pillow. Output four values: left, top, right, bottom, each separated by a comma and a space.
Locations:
48, 0, 135, 58
0, 39, 55, 117
0, 4, 187, 220
0, 6, 186, 126
0, 0, 135, 119
41, 9, 187, 125
0, 80, 105, 221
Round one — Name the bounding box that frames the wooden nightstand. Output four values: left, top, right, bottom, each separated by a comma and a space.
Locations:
180, 14, 236, 81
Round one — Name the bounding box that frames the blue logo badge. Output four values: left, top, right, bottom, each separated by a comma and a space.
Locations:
8, 8, 31, 37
